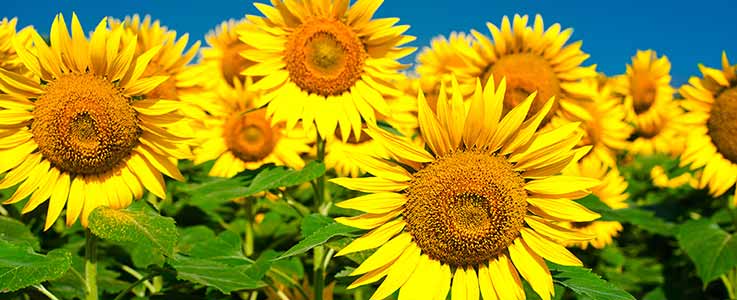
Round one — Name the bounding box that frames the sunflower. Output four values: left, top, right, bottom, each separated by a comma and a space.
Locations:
679, 52, 737, 199
553, 76, 631, 167
241, 0, 415, 139
333, 77, 599, 300
628, 100, 686, 156
192, 79, 310, 178
416, 32, 478, 99
200, 18, 256, 87
650, 165, 698, 189
0, 18, 33, 74
561, 156, 628, 249
0, 14, 191, 229
444, 14, 596, 123
613, 50, 674, 134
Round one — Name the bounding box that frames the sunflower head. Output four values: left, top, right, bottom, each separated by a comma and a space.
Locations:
200, 18, 258, 87
614, 50, 674, 131
0, 13, 191, 228
241, 0, 416, 139
332, 76, 600, 300
679, 52, 737, 198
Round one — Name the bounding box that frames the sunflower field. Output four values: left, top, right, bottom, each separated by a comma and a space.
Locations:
0, 1, 736, 300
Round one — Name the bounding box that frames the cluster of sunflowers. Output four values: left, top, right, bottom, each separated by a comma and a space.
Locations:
1, 1, 736, 300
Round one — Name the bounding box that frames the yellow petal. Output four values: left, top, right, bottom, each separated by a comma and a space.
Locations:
521, 228, 582, 266
365, 127, 434, 163
488, 90, 534, 151
488, 254, 524, 300
337, 219, 405, 256
336, 192, 407, 214
527, 197, 600, 222
525, 176, 600, 198
369, 242, 421, 300
451, 266, 468, 300
351, 153, 413, 182
477, 264, 498, 300
128, 153, 166, 199
418, 90, 450, 156
525, 215, 595, 241
508, 238, 554, 300
351, 233, 412, 275
45, 172, 70, 230
330, 177, 408, 193
66, 176, 85, 226
398, 255, 444, 300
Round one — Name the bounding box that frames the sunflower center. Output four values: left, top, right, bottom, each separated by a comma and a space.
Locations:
707, 87, 737, 163
223, 109, 280, 162
630, 72, 657, 114
222, 42, 254, 86
404, 150, 527, 268
486, 53, 560, 121
32, 73, 141, 175
285, 18, 366, 96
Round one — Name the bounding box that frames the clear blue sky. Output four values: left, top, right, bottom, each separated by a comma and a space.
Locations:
4, 0, 736, 86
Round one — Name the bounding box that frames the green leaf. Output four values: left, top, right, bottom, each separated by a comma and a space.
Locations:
0, 240, 72, 292
88, 204, 178, 257
188, 161, 326, 210
47, 256, 128, 300
578, 195, 675, 236
188, 230, 252, 266
0, 216, 39, 250
169, 255, 265, 293
676, 218, 737, 285
548, 263, 635, 300
277, 214, 360, 260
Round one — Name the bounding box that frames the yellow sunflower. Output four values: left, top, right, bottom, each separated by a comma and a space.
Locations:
628, 100, 686, 156
200, 18, 256, 87
613, 50, 674, 134
416, 32, 478, 97
0, 14, 191, 228
333, 77, 599, 300
0, 18, 33, 74
561, 156, 628, 249
241, 0, 415, 139
447, 14, 597, 122
679, 52, 737, 199
192, 79, 310, 178
554, 76, 631, 167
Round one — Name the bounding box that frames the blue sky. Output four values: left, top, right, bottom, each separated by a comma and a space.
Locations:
4, 0, 736, 86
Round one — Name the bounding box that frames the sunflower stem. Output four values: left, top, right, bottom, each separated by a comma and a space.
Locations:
84, 229, 98, 300
313, 132, 328, 300
244, 198, 255, 257
33, 284, 60, 300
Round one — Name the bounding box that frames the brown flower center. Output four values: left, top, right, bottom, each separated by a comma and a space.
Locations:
285, 18, 366, 96
223, 109, 280, 162
630, 72, 657, 114
708, 87, 737, 163
485, 53, 561, 122
32, 74, 141, 175
404, 150, 527, 268
222, 42, 255, 86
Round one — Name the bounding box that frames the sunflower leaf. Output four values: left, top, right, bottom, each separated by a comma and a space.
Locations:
676, 218, 737, 286
168, 255, 265, 294
276, 214, 360, 260
548, 263, 636, 300
88, 204, 178, 257
186, 161, 326, 213
578, 195, 676, 236
0, 216, 39, 250
0, 239, 72, 292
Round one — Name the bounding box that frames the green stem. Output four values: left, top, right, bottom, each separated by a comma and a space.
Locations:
33, 284, 60, 300
244, 198, 255, 257
313, 132, 327, 300
84, 230, 98, 300
112, 272, 157, 300
353, 288, 364, 300
121, 265, 156, 293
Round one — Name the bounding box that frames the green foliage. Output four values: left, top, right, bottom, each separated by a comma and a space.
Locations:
277, 214, 360, 260
0, 216, 40, 250
88, 201, 179, 258
549, 263, 636, 300
676, 218, 737, 285
0, 239, 72, 292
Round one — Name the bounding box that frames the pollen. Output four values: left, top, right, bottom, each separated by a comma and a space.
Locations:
285, 18, 367, 96
32, 73, 141, 175
708, 87, 737, 163
404, 150, 527, 268
223, 109, 280, 162
486, 53, 561, 122
630, 72, 657, 114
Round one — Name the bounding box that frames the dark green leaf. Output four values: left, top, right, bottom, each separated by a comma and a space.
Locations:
277, 214, 360, 260
676, 218, 737, 285
169, 255, 264, 293
0, 240, 72, 292
0, 216, 39, 250
188, 162, 326, 210
548, 263, 635, 300
188, 230, 252, 266
88, 205, 178, 257
578, 195, 675, 236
